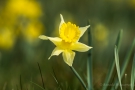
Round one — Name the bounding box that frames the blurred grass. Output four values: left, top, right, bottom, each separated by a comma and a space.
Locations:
0, 0, 135, 89
114, 46, 122, 90
130, 53, 135, 90
111, 38, 135, 90
102, 30, 123, 90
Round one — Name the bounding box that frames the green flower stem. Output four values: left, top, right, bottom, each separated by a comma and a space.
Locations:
70, 66, 88, 90
87, 20, 93, 90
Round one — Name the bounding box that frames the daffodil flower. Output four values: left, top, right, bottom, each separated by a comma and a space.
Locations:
39, 14, 92, 66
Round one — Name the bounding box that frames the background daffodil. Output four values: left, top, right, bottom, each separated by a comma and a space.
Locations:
39, 14, 92, 66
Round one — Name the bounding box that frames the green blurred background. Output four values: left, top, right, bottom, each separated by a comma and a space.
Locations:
0, 0, 135, 89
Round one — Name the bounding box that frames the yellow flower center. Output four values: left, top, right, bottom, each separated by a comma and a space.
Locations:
59, 22, 80, 43
58, 41, 70, 49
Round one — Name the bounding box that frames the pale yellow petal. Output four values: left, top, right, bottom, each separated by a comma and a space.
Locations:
62, 50, 75, 66
47, 37, 62, 46
48, 47, 63, 59
39, 35, 48, 40
39, 35, 62, 46
79, 25, 90, 38
71, 42, 92, 52
59, 14, 65, 30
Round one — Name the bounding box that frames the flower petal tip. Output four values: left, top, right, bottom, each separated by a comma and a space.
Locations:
90, 46, 93, 48
60, 14, 63, 18
39, 35, 48, 40
89, 46, 93, 49
48, 56, 51, 60
87, 25, 90, 28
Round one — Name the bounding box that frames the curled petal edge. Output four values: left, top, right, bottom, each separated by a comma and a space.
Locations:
48, 47, 63, 59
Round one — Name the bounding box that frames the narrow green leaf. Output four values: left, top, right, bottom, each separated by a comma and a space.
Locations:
30, 81, 45, 90
37, 62, 46, 89
70, 66, 88, 90
52, 74, 59, 84
111, 38, 135, 90
131, 53, 135, 90
87, 20, 93, 90
120, 38, 135, 82
102, 30, 123, 90
114, 46, 122, 90
52, 68, 59, 84
52, 67, 62, 90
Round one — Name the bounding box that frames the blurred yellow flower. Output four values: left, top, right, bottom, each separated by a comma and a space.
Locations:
39, 14, 92, 66
0, 0, 44, 50
93, 23, 108, 42
127, 0, 135, 9
6, 0, 42, 18
23, 21, 43, 43
0, 28, 15, 49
